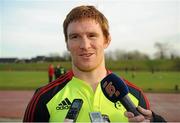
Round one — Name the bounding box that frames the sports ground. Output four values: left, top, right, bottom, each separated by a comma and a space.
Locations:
0, 90, 179, 122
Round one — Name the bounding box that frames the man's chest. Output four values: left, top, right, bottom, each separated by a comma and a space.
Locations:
46, 85, 136, 122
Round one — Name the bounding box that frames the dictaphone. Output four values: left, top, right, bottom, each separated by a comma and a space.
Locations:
89, 112, 104, 122
65, 99, 83, 122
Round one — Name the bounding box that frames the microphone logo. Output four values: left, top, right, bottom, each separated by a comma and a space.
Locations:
103, 81, 120, 97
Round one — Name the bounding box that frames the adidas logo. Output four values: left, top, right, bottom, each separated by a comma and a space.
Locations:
56, 98, 71, 110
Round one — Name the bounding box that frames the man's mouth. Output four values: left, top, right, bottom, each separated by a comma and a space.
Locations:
79, 53, 94, 57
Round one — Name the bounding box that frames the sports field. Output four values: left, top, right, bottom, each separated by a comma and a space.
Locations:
0, 71, 179, 93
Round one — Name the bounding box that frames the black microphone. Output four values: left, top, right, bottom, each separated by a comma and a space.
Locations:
101, 73, 141, 116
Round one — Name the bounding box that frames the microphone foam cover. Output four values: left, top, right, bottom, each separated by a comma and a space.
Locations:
100, 73, 129, 103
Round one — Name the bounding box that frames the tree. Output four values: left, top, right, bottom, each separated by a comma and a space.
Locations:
126, 50, 149, 60
105, 49, 149, 61
154, 42, 170, 59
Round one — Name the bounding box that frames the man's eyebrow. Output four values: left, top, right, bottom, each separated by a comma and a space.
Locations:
88, 32, 98, 35
68, 31, 98, 37
68, 33, 78, 37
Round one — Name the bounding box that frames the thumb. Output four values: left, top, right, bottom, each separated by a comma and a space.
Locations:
137, 106, 152, 116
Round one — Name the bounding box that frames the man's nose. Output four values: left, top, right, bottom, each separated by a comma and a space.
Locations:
80, 36, 91, 49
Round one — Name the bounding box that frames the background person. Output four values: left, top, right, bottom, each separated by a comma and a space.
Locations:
48, 64, 54, 82
54, 64, 66, 79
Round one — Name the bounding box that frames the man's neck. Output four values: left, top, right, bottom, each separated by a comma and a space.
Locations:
72, 64, 107, 92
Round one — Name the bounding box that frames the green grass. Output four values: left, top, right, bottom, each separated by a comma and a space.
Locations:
1, 59, 179, 71
0, 71, 180, 93
0, 71, 48, 90
114, 71, 180, 93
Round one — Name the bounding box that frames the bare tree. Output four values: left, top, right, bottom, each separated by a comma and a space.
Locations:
154, 42, 170, 59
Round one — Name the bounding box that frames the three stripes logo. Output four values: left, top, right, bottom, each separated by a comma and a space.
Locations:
56, 98, 72, 110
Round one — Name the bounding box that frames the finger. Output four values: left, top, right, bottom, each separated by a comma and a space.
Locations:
143, 119, 150, 122
128, 115, 145, 122
137, 106, 152, 116
141, 119, 150, 123
124, 111, 134, 118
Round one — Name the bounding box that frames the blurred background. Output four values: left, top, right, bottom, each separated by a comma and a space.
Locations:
0, 0, 180, 121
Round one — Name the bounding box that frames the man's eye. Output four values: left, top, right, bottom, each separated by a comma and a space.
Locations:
89, 34, 97, 38
89, 35, 95, 37
69, 35, 78, 39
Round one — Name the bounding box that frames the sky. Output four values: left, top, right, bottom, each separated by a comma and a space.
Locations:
0, 0, 180, 59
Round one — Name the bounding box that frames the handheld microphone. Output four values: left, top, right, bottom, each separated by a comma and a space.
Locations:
100, 73, 141, 116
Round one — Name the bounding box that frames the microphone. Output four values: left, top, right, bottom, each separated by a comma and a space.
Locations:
100, 73, 141, 116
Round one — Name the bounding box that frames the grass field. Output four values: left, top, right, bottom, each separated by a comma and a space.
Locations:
0, 71, 48, 90
114, 71, 180, 93
0, 71, 179, 93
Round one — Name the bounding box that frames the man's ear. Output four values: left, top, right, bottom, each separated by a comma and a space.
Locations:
104, 35, 111, 49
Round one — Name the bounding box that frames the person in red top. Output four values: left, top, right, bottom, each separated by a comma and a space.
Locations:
48, 64, 54, 82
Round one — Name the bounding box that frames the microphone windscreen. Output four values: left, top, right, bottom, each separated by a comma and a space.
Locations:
101, 73, 129, 103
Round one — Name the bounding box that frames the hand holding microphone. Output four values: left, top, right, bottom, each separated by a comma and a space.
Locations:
124, 106, 153, 122
100, 73, 154, 122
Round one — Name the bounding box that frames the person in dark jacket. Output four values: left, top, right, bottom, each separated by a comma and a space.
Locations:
54, 64, 66, 79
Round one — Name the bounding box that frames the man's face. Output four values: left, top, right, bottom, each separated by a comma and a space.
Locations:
66, 19, 110, 72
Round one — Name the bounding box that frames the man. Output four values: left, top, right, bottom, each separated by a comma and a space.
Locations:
23, 5, 165, 122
